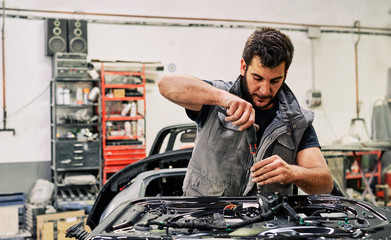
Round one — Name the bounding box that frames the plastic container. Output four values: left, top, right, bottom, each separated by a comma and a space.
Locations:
121, 103, 132, 116
131, 121, 137, 136
130, 102, 137, 117
83, 88, 90, 104
124, 121, 131, 136
137, 120, 143, 136
57, 87, 64, 104
76, 87, 83, 104
63, 88, 71, 105
88, 87, 100, 101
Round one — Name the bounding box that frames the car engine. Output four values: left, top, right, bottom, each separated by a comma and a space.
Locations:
68, 193, 391, 239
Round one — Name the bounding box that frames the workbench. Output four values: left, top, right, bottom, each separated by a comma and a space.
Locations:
322, 140, 391, 206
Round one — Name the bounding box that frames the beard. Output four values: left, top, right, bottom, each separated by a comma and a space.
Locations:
241, 69, 275, 111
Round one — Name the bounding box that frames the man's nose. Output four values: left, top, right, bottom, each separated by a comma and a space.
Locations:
258, 81, 271, 96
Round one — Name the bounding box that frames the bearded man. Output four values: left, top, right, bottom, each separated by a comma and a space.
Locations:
158, 27, 333, 196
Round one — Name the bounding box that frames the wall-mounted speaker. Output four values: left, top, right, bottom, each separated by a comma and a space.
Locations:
45, 18, 68, 56
67, 20, 88, 54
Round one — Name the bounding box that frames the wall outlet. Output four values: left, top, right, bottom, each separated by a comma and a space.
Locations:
306, 89, 322, 108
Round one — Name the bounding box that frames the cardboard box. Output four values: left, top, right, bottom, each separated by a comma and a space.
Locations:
113, 89, 125, 98
36, 210, 89, 240
0, 192, 25, 237
0, 206, 19, 236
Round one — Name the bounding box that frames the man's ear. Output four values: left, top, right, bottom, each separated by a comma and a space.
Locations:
240, 58, 247, 76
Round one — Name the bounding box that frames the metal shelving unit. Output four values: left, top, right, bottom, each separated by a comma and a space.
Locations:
50, 75, 102, 210
100, 62, 147, 183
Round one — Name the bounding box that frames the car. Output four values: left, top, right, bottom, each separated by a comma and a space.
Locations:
87, 123, 196, 227
70, 194, 391, 239
66, 124, 391, 240
98, 167, 187, 222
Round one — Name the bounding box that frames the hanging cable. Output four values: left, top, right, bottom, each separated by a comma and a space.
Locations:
7, 84, 50, 117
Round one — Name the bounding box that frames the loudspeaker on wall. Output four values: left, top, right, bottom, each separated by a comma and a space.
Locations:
45, 18, 68, 56
67, 20, 88, 54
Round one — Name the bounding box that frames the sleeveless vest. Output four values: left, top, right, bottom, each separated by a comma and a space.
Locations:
182, 78, 314, 196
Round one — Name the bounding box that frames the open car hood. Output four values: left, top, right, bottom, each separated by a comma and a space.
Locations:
76, 123, 391, 239
87, 123, 349, 230
84, 194, 391, 239
88, 123, 196, 228
87, 148, 192, 229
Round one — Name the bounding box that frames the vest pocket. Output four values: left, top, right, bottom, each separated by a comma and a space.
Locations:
276, 134, 295, 149
272, 134, 295, 164
186, 170, 225, 196
207, 111, 245, 157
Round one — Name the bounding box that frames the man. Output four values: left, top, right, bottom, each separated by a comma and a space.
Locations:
158, 27, 333, 196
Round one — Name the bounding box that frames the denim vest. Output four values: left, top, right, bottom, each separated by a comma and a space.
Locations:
182, 78, 314, 196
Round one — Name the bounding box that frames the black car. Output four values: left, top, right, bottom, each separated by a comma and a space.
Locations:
67, 124, 391, 239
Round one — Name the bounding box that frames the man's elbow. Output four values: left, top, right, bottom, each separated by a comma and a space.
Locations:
159, 75, 180, 100
307, 170, 334, 195
325, 176, 334, 194
321, 171, 334, 194
158, 75, 170, 95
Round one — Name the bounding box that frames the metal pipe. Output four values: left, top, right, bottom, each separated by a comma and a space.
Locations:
2, 7, 391, 33
0, 0, 15, 135
1, 12, 390, 37
310, 38, 316, 89
354, 21, 361, 119
0, 10, 390, 37
2, 1, 6, 128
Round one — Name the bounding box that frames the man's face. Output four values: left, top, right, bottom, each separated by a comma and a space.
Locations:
241, 56, 286, 110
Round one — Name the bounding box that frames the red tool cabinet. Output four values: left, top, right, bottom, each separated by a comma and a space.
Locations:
100, 62, 147, 183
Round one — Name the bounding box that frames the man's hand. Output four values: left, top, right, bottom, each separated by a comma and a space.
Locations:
250, 155, 295, 186
221, 93, 255, 131
250, 147, 334, 195
159, 74, 256, 131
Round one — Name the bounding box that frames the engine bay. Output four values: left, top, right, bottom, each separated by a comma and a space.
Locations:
76, 193, 391, 239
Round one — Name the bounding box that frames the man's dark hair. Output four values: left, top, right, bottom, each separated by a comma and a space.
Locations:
242, 28, 294, 72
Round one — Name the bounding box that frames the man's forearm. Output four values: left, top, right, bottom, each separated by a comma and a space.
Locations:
293, 166, 333, 195
159, 74, 255, 130
158, 74, 225, 111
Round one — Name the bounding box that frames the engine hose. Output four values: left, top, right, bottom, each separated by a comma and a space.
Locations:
65, 221, 89, 240
148, 203, 285, 231
282, 202, 301, 221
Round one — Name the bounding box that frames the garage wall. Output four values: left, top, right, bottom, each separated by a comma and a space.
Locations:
0, 0, 390, 193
